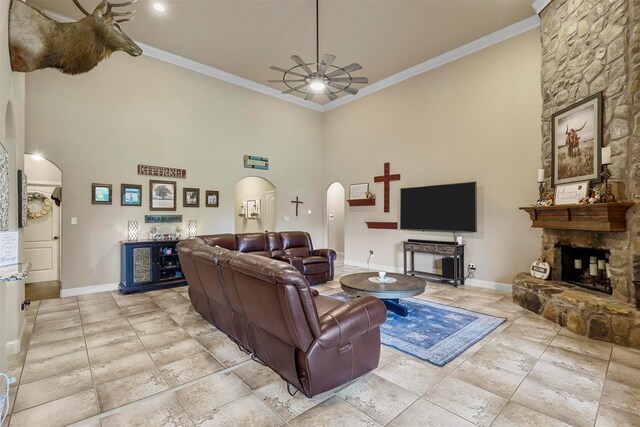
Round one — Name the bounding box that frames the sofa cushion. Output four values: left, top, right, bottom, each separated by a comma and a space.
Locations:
236, 233, 269, 254
200, 234, 236, 250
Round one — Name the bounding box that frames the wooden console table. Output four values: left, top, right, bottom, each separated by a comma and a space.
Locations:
403, 240, 465, 286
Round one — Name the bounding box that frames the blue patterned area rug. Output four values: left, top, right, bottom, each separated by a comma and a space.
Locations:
330, 292, 505, 367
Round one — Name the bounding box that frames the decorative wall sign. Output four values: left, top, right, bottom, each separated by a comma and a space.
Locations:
554, 181, 590, 205
92, 183, 112, 205
149, 180, 176, 211
121, 184, 142, 206
0, 231, 18, 267
145, 215, 183, 223
18, 170, 28, 228
374, 162, 401, 213
244, 199, 260, 219
551, 92, 602, 186
0, 143, 8, 231
183, 188, 200, 207
206, 191, 219, 207
138, 164, 186, 179
349, 183, 369, 200
244, 155, 269, 170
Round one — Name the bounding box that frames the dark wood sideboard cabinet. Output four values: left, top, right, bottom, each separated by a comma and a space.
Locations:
120, 240, 187, 293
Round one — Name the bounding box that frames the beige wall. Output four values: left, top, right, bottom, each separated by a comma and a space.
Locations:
234, 176, 276, 233
24, 155, 62, 184
326, 182, 345, 254
322, 29, 543, 286
25, 54, 324, 291
1, 0, 27, 368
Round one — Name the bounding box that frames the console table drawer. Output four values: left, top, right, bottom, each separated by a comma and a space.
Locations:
436, 245, 456, 255
405, 243, 436, 252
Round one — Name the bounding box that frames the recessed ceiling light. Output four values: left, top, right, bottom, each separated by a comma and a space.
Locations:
31, 153, 44, 161
153, 2, 166, 12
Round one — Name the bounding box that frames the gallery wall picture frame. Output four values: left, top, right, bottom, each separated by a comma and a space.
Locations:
121, 184, 142, 207
149, 180, 177, 211
554, 181, 590, 205
349, 183, 369, 200
92, 183, 112, 205
183, 188, 200, 207
205, 190, 219, 207
551, 92, 602, 186
17, 170, 28, 228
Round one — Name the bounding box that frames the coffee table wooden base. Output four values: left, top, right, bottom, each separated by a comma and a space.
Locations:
382, 298, 409, 317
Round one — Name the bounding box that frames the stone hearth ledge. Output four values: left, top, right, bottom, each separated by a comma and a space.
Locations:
512, 272, 640, 349
0, 263, 31, 282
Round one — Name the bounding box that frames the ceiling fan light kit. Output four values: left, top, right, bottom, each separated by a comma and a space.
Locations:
269, 0, 368, 102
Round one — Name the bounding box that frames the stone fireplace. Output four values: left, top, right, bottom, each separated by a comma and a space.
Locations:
512, 0, 640, 348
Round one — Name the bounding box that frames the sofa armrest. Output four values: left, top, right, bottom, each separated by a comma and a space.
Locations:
311, 249, 337, 260
277, 254, 304, 272
317, 296, 387, 349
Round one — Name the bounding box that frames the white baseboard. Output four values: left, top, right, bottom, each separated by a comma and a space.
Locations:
343, 260, 512, 291
6, 338, 21, 355
61, 282, 120, 298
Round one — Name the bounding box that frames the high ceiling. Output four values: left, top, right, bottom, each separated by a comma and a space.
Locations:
31, 0, 535, 104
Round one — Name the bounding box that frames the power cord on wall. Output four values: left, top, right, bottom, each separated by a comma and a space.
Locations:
466, 265, 476, 280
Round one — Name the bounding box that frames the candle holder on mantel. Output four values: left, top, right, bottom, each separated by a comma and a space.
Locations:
538, 180, 545, 203
600, 164, 616, 203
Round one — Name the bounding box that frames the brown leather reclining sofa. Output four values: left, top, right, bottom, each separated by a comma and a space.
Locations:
177, 237, 387, 397
199, 231, 336, 284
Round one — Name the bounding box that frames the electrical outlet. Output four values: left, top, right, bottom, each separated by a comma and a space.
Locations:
469, 263, 476, 270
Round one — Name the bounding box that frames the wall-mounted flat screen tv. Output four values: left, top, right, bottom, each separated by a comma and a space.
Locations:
400, 182, 477, 232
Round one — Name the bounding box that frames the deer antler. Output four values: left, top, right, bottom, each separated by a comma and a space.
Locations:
72, 0, 137, 21
72, 0, 90, 16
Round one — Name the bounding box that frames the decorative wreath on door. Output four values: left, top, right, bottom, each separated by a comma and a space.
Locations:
27, 192, 53, 219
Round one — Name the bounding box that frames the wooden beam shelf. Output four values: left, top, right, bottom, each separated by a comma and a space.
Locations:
519, 202, 634, 232
366, 221, 398, 230
347, 199, 375, 207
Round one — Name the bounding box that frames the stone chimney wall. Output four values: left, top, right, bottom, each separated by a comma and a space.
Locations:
539, 0, 639, 305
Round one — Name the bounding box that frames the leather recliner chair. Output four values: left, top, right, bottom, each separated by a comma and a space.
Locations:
177, 238, 387, 397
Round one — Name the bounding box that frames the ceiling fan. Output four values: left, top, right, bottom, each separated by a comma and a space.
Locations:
268, 0, 368, 102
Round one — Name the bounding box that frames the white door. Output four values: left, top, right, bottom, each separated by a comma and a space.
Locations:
24, 185, 60, 283
264, 191, 276, 232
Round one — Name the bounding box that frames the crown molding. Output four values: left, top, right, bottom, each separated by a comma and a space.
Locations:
321, 15, 541, 112
532, 0, 553, 14
44, 10, 540, 114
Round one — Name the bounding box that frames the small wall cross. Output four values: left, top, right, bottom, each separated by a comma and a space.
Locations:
374, 162, 401, 213
291, 196, 304, 216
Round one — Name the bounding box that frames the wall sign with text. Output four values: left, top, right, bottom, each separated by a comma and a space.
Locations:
243, 155, 269, 170
138, 164, 187, 179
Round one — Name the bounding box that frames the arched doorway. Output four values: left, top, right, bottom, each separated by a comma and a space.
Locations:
234, 177, 276, 233
326, 182, 345, 259
23, 154, 62, 300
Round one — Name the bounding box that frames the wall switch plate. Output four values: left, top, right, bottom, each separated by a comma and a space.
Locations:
283, 216, 290, 222
71, 217, 78, 225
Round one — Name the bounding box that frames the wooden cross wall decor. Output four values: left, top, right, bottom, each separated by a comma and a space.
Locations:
291, 196, 304, 216
374, 162, 401, 213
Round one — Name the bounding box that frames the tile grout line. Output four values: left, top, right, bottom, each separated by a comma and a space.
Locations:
592, 344, 614, 427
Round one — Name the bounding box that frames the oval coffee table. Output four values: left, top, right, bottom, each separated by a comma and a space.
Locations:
340, 272, 426, 317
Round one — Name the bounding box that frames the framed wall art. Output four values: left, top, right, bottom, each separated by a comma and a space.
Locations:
183, 187, 200, 207
92, 183, 112, 205
121, 184, 142, 206
554, 181, 590, 205
149, 180, 176, 211
205, 190, 219, 207
551, 92, 602, 186
349, 183, 369, 200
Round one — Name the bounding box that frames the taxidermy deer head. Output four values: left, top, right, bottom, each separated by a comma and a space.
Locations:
9, 0, 143, 75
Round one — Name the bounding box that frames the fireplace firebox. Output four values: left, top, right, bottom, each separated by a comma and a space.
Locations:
559, 246, 612, 295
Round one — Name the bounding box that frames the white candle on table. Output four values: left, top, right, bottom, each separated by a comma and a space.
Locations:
602, 147, 611, 165
574, 259, 582, 269
537, 169, 545, 183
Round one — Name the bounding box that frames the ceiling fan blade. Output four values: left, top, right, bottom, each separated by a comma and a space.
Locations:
291, 55, 314, 75
304, 93, 314, 101
328, 82, 358, 95
317, 54, 336, 76
330, 77, 369, 84
267, 79, 305, 83
270, 66, 308, 79
282, 83, 308, 94
326, 63, 363, 78
325, 90, 338, 101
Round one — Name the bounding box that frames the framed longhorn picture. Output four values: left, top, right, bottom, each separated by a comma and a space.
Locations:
551, 92, 602, 186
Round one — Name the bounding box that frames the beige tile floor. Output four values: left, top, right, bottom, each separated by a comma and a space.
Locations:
4, 263, 640, 426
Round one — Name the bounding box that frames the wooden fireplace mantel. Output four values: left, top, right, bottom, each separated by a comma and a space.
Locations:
519, 202, 634, 232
